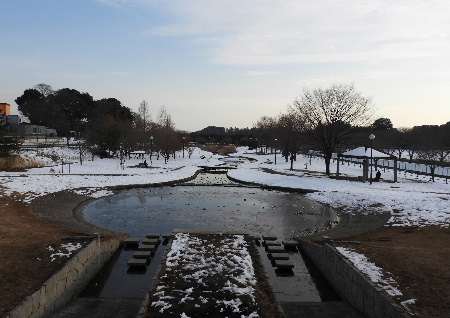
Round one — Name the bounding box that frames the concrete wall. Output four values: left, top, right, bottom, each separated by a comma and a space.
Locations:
298, 240, 410, 318
6, 236, 123, 318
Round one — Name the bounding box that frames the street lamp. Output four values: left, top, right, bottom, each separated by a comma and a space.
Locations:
274, 138, 277, 164
150, 136, 153, 162
369, 134, 375, 184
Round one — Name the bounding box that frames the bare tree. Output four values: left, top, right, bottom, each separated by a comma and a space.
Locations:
154, 106, 179, 163
254, 116, 277, 154
33, 83, 54, 97
133, 100, 153, 150
290, 83, 373, 175
275, 113, 304, 170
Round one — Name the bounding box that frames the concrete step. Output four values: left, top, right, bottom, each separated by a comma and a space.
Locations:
274, 260, 294, 270
133, 251, 152, 259
145, 233, 161, 239
266, 246, 286, 253
127, 258, 147, 267
264, 240, 282, 246
142, 238, 159, 245
270, 253, 290, 260
137, 244, 156, 251
123, 238, 139, 246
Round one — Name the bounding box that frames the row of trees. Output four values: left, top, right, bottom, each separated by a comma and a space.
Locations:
11, 84, 184, 160
251, 84, 450, 174
251, 84, 373, 174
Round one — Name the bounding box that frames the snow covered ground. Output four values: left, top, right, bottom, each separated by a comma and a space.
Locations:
1, 146, 448, 227
229, 148, 450, 228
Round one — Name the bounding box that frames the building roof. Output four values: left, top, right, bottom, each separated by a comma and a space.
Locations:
339, 146, 395, 159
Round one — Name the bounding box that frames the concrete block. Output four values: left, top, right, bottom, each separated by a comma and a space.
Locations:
262, 235, 277, 241
137, 244, 156, 251
282, 240, 298, 248
123, 238, 140, 245
145, 233, 161, 239
142, 238, 159, 245
133, 251, 152, 259
270, 253, 289, 260
264, 240, 282, 246
127, 258, 148, 267
162, 233, 171, 240
266, 246, 285, 253
274, 260, 294, 270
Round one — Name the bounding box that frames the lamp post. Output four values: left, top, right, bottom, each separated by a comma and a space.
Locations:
150, 136, 153, 162
369, 134, 375, 184
182, 136, 186, 158
274, 138, 277, 164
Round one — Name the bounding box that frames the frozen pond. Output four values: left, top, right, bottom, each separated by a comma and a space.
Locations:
84, 182, 337, 240
81, 172, 340, 302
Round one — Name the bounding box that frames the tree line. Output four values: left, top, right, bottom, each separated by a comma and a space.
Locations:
11, 83, 184, 160
251, 84, 450, 174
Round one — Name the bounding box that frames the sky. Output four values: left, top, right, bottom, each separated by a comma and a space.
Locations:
1, 0, 449, 132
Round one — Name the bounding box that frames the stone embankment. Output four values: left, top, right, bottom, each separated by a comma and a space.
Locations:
6, 235, 123, 318
298, 240, 410, 318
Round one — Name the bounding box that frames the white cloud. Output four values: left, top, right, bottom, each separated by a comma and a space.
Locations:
244, 71, 281, 76
134, 0, 450, 65
295, 76, 346, 86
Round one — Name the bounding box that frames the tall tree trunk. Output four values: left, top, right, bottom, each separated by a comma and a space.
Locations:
324, 154, 331, 176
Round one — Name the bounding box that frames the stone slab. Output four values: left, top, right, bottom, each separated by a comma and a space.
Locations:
137, 244, 156, 251
264, 240, 282, 246
127, 259, 147, 267
266, 246, 286, 253
142, 238, 159, 245
161, 233, 171, 240
123, 238, 140, 245
274, 260, 295, 269
133, 251, 152, 259
282, 240, 299, 248
270, 253, 290, 260
262, 235, 277, 241
145, 233, 161, 239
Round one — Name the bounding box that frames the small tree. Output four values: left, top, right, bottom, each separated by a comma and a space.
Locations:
291, 84, 373, 175
0, 114, 19, 159
275, 113, 304, 170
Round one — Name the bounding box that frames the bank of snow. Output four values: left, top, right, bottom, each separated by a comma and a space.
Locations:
0, 147, 222, 203
228, 149, 450, 227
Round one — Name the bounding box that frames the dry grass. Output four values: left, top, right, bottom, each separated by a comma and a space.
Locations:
198, 144, 237, 155
0, 156, 27, 171
335, 226, 450, 318
0, 194, 80, 315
